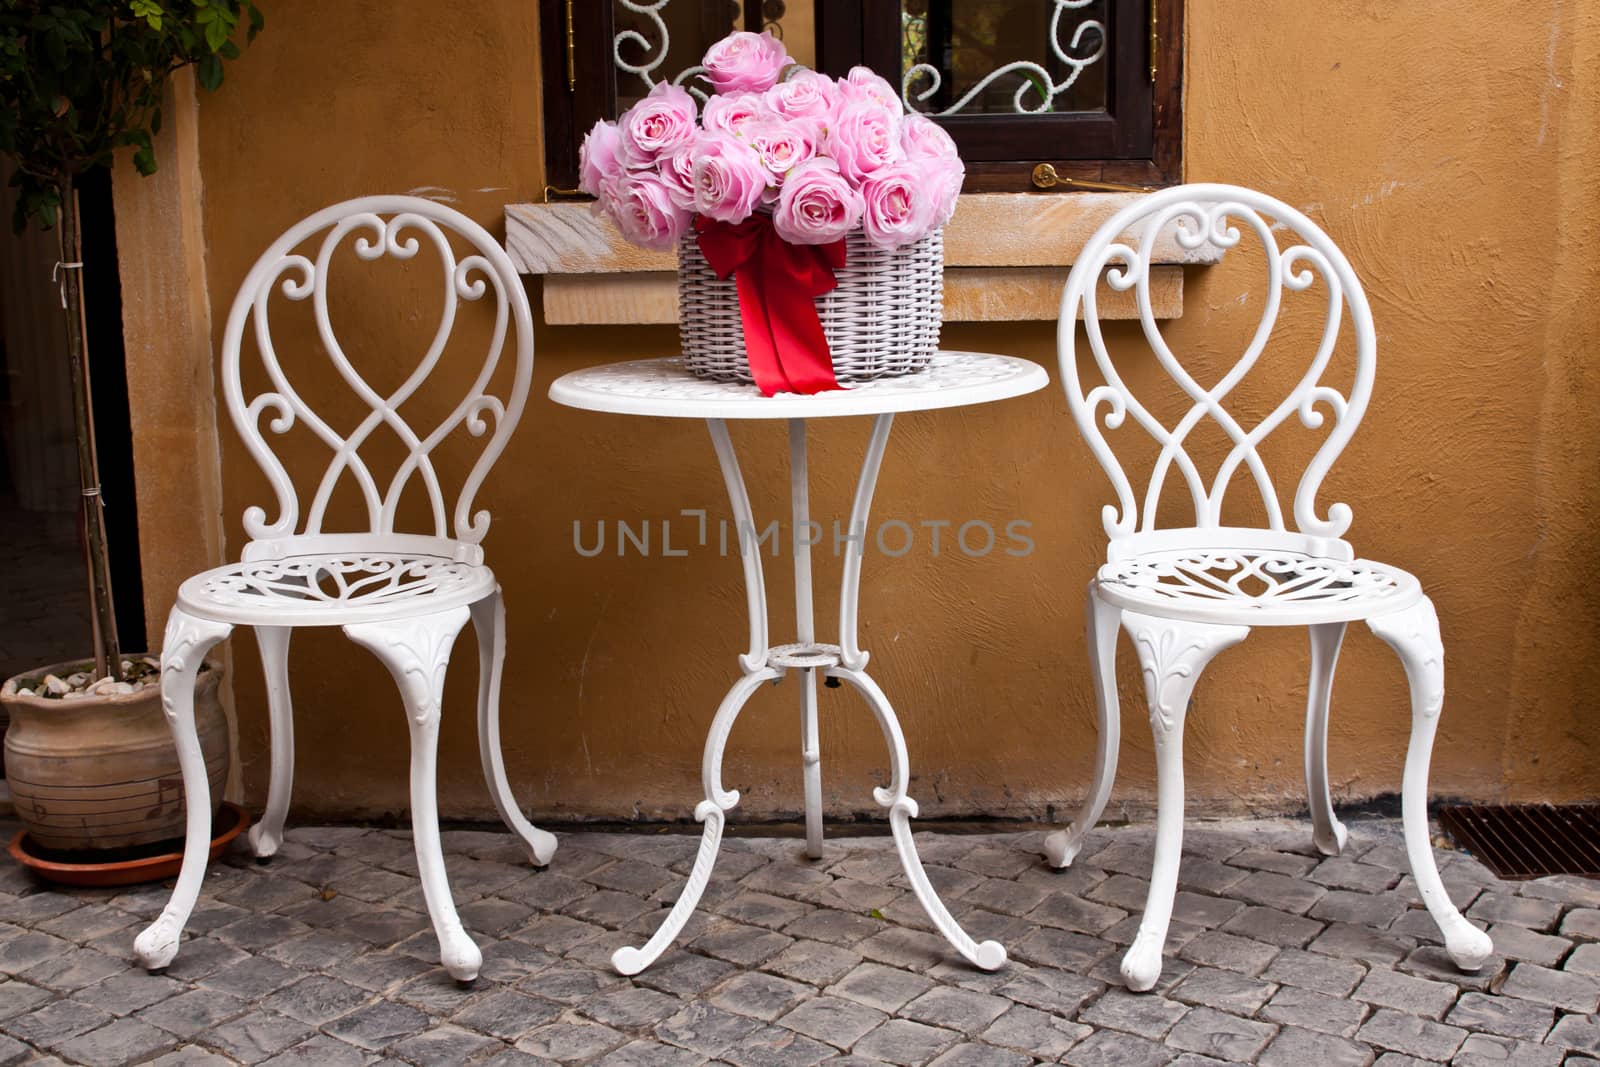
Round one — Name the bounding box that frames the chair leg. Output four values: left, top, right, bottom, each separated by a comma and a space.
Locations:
134, 608, 233, 971
1045, 584, 1122, 868
1305, 622, 1349, 857
1118, 609, 1248, 991
247, 626, 294, 860
345, 606, 482, 982
1368, 597, 1493, 971
470, 589, 557, 867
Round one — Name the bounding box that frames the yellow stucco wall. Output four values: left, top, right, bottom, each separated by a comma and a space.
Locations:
121, 1, 1600, 823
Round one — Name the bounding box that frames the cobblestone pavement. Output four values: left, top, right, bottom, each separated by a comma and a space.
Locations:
1, 815, 1598, 1066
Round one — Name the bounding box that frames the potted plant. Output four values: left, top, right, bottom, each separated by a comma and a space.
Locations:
0, 0, 263, 864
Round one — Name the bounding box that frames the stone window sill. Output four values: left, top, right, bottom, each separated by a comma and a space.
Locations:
502, 192, 1220, 325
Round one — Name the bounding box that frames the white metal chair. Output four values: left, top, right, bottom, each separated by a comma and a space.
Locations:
133, 196, 554, 982
1047, 184, 1493, 991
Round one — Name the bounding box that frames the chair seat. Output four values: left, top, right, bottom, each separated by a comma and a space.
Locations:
1095, 548, 1422, 626
176, 552, 497, 627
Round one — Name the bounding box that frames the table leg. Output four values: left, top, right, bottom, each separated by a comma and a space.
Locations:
708, 418, 769, 673
614, 419, 778, 976
839, 414, 893, 670
828, 666, 1007, 973
790, 420, 825, 859
612, 665, 782, 976
830, 413, 1005, 971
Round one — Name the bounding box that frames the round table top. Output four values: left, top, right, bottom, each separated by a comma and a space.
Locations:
547, 352, 1049, 420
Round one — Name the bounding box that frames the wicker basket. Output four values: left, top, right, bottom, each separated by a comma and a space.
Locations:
677, 227, 943, 384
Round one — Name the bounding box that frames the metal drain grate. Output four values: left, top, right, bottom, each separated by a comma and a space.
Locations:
1438, 804, 1600, 880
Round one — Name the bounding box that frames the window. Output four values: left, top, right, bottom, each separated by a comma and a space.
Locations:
539, 0, 1181, 195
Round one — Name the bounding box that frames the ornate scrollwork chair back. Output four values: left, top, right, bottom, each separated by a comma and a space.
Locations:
1058, 184, 1376, 564
221, 195, 534, 564
1044, 183, 1492, 994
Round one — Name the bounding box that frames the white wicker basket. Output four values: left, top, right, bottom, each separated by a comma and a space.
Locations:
677, 227, 943, 384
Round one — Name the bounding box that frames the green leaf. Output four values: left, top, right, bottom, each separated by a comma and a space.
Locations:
203, 14, 229, 52
130, 0, 165, 31
196, 51, 222, 90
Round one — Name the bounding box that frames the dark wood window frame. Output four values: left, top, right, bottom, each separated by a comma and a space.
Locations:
819, 0, 1182, 192
539, 1, 612, 195
540, 0, 1181, 195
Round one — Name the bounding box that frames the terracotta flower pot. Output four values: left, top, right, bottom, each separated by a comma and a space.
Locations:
1, 658, 227, 851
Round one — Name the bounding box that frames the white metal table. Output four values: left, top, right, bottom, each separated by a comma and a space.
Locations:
549, 352, 1049, 975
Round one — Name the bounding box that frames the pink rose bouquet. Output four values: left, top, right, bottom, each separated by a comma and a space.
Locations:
582, 32, 963, 253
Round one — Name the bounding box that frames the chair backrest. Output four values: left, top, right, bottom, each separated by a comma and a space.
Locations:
1057, 183, 1376, 561
221, 195, 534, 562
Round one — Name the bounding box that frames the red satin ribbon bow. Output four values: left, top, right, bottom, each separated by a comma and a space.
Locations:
694, 214, 847, 397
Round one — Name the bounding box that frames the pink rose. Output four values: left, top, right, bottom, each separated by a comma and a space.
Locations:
744, 119, 816, 185
701, 91, 767, 137
600, 171, 692, 250
925, 155, 964, 226
764, 69, 841, 131
658, 143, 698, 211
900, 115, 964, 224
702, 30, 790, 94
860, 164, 935, 249
899, 113, 958, 161
618, 81, 698, 169
691, 132, 767, 223
577, 120, 622, 197
841, 66, 903, 116
823, 100, 902, 184
773, 158, 863, 245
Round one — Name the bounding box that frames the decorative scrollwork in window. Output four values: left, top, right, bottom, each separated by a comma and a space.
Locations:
760, 0, 787, 40
902, 0, 1107, 116
613, 0, 728, 103
901, 7, 928, 77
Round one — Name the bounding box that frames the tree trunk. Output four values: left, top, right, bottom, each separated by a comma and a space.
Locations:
57, 180, 121, 681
